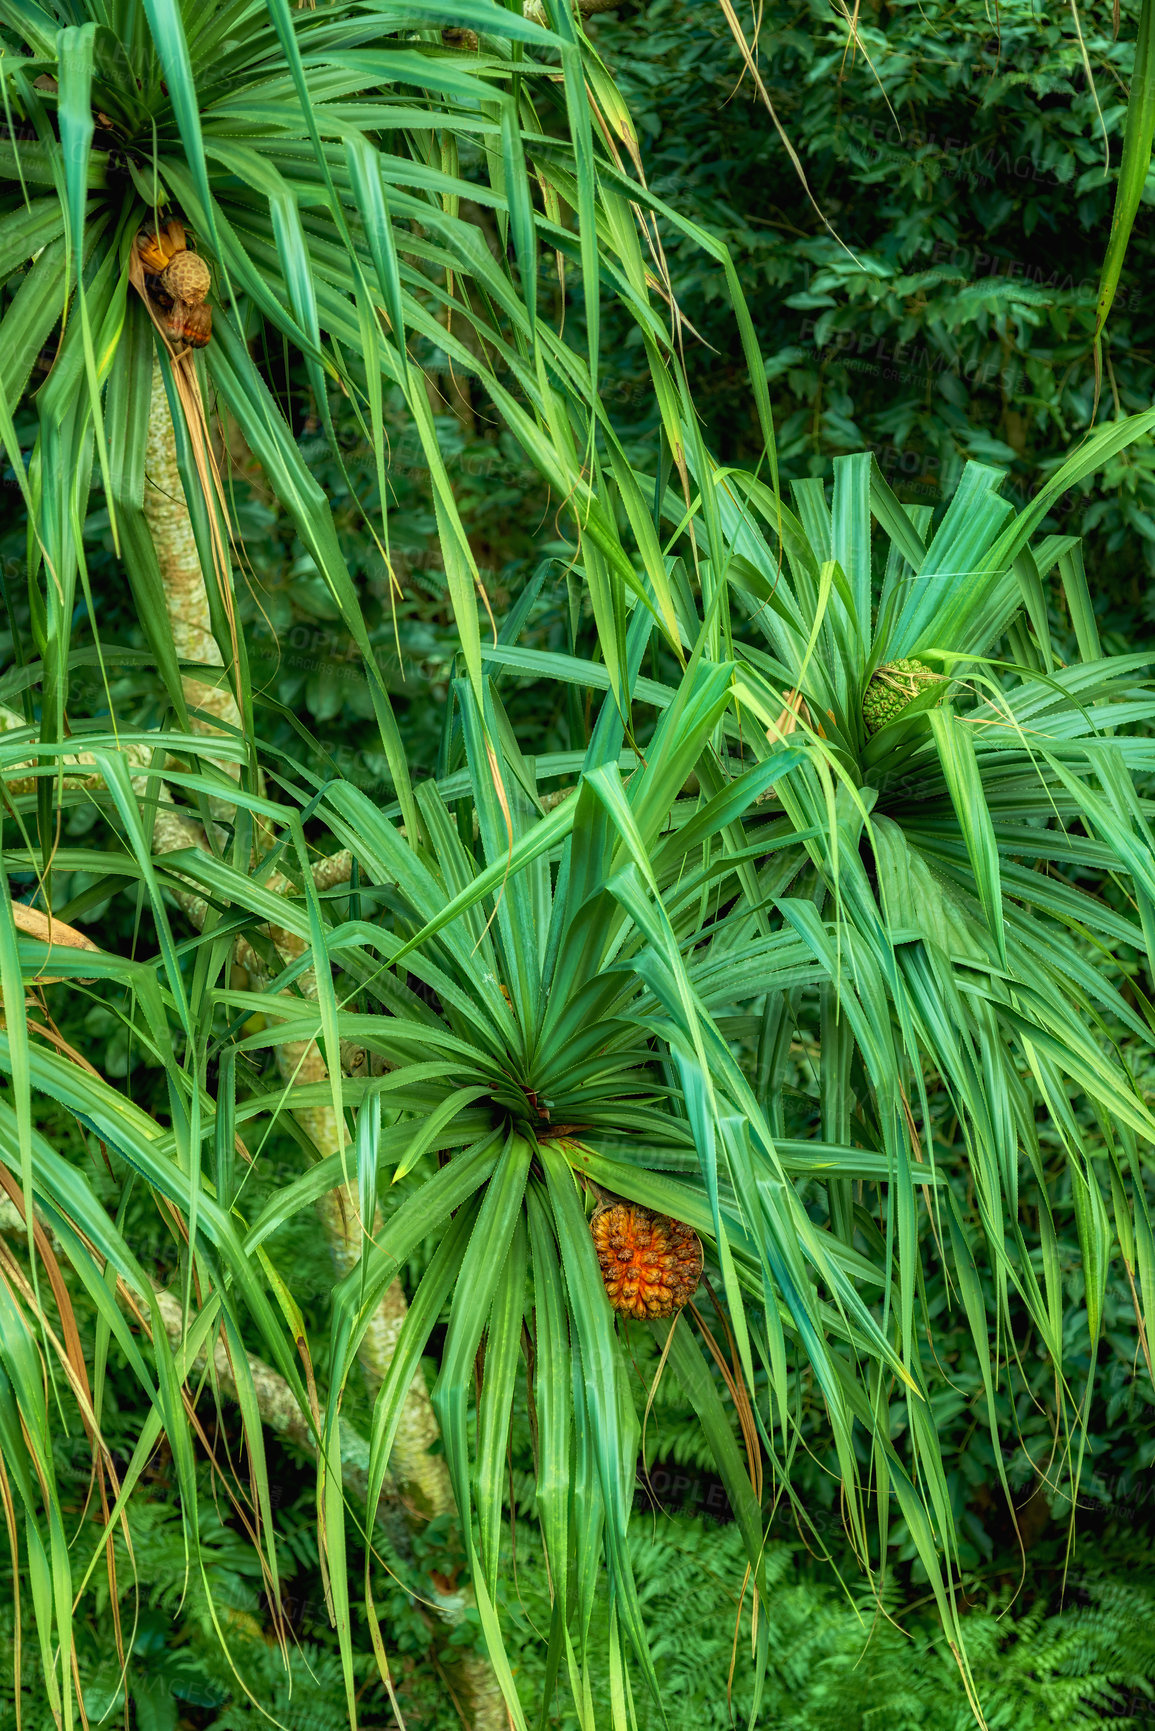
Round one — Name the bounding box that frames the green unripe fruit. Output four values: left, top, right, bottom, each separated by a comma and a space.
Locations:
862, 657, 945, 736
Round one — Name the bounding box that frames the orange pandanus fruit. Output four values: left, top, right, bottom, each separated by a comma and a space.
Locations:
591, 1201, 703, 1320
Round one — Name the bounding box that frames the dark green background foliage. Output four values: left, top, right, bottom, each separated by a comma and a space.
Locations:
595, 0, 1155, 611
3, 0, 1155, 1725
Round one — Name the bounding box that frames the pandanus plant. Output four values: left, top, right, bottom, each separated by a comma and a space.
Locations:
457, 427, 1155, 1708
0, 2, 768, 1720
0, 0, 770, 822
0, 649, 815, 1721
683, 432, 1155, 1588
3, 597, 1012, 1722
9, 415, 1155, 1723
3, 2, 1155, 1727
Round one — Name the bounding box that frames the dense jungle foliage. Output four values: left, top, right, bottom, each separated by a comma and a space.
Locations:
1, 0, 1155, 1727
596, 0, 1155, 610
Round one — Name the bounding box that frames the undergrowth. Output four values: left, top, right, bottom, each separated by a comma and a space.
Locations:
3, 1497, 1154, 1730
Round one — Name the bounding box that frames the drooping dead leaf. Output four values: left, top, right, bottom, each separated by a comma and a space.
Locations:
6, 903, 101, 984
9, 904, 99, 952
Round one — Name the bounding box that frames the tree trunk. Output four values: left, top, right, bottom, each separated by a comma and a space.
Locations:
141, 357, 505, 1728
143, 357, 243, 757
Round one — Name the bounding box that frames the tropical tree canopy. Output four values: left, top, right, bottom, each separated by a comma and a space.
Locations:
0, 0, 771, 814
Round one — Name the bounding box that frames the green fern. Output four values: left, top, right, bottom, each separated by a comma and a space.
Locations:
2, 1480, 1154, 1731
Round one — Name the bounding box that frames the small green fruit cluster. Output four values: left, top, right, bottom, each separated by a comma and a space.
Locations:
862, 657, 945, 736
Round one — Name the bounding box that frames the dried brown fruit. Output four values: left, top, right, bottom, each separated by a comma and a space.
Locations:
161, 249, 211, 306
591, 1202, 702, 1321
166, 300, 212, 349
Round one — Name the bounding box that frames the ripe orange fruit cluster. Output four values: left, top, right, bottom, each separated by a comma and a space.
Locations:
591, 1202, 703, 1320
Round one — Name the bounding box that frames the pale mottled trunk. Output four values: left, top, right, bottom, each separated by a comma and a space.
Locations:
143, 369, 505, 1729
143, 357, 242, 774
315, 1183, 453, 1517
0, 1202, 406, 1548
256, 876, 453, 1517
148, 1286, 403, 1525
275, 1022, 504, 1730
285, 1039, 506, 1729
274, 1029, 453, 1520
